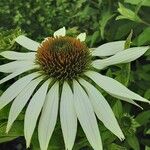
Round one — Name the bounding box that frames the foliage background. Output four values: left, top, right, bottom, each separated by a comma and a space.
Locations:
0, 0, 150, 150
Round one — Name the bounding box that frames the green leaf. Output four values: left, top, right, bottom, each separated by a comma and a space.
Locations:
117, 3, 142, 23
145, 146, 150, 150
108, 143, 127, 150
99, 10, 115, 39
135, 110, 150, 125
124, 0, 150, 7
101, 129, 116, 144
116, 15, 128, 20
144, 89, 150, 99
114, 21, 136, 40
133, 27, 150, 46
0, 105, 24, 121
0, 120, 24, 143
112, 100, 123, 119
73, 139, 89, 150
0, 105, 10, 120
146, 129, 150, 134
0, 136, 18, 143
126, 135, 140, 150
90, 31, 100, 47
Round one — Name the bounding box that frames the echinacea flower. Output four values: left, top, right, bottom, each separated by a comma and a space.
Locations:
0, 27, 149, 150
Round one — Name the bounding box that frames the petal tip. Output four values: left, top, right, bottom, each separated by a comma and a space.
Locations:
6, 125, 11, 134
5, 130, 9, 134
26, 141, 31, 149
54, 27, 66, 37
120, 137, 125, 141
77, 32, 86, 42
15, 35, 25, 42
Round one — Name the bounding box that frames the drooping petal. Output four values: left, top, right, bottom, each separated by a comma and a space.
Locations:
79, 78, 125, 140
0, 65, 37, 84
0, 72, 40, 110
93, 46, 149, 69
73, 80, 102, 150
6, 76, 44, 133
0, 51, 36, 60
38, 82, 59, 150
92, 41, 125, 57
60, 82, 77, 150
24, 79, 50, 148
0, 61, 35, 73
85, 71, 150, 104
15, 35, 40, 51
110, 93, 143, 109
53, 27, 66, 37
76, 33, 86, 42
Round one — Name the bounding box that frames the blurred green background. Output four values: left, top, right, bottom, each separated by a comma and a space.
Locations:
0, 0, 150, 150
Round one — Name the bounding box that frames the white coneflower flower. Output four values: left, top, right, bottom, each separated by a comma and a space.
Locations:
0, 27, 149, 150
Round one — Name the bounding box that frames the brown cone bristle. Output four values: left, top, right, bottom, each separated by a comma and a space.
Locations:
36, 36, 91, 80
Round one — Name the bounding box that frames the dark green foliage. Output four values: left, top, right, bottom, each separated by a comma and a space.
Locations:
0, 0, 150, 149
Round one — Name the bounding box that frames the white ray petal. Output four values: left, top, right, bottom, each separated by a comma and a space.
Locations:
85, 71, 150, 104
73, 80, 102, 150
0, 51, 36, 60
92, 41, 125, 57
0, 65, 37, 84
0, 72, 40, 110
60, 82, 77, 150
79, 78, 125, 140
38, 82, 59, 150
53, 27, 66, 37
93, 46, 149, 69
7, 76, 44, 133
76, 33, 86, 42
110, 93, 143, 109
15, 35, 40, 51
0, 61, 35, 73
24, 79, 50, 148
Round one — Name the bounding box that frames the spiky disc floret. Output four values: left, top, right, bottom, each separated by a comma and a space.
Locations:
36, 36, 91, 80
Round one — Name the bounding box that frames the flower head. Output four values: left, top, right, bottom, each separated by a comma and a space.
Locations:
36, 35, 91, 80
0, 27, 149, 150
